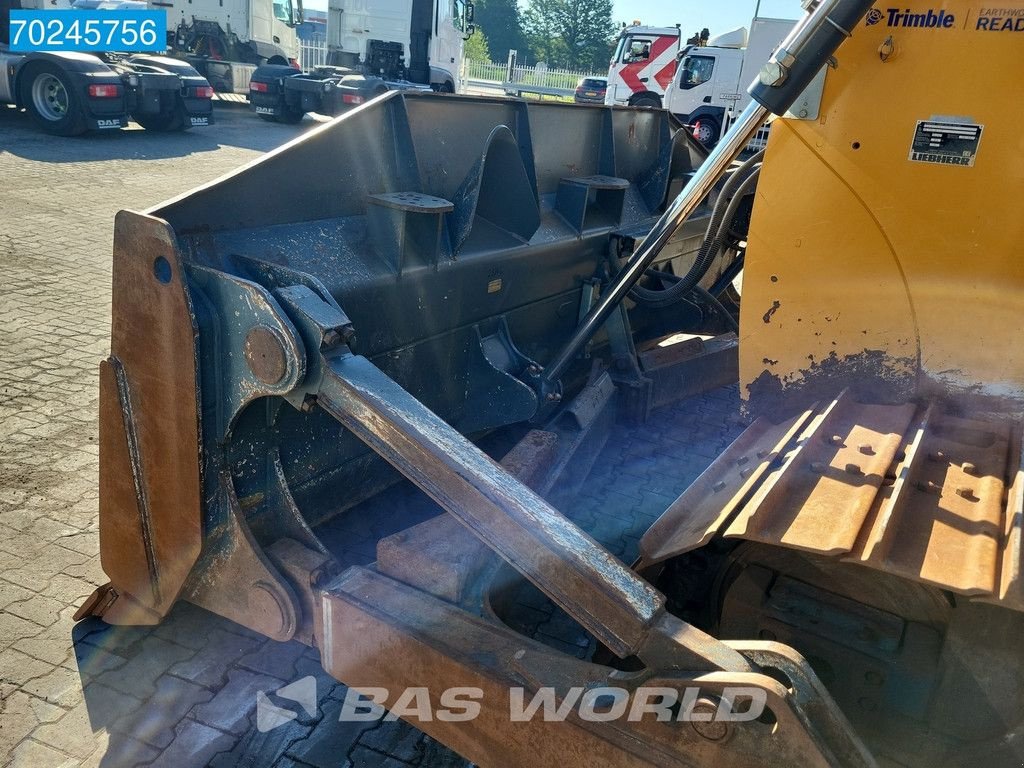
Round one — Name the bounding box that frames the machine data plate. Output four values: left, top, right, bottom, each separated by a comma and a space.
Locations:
909, 118, 983, 167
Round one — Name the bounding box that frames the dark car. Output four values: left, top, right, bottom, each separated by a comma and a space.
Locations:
574, 77, 607, 104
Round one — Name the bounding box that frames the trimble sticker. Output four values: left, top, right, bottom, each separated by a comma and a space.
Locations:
865, 8, 956, 27
976, 7, 1024, 31
909, 119, 983, 167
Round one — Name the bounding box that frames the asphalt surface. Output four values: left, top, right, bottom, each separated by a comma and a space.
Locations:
0, 99, 744, 767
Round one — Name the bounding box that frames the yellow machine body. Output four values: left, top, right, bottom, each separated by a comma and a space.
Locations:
741, 2, 1024, 412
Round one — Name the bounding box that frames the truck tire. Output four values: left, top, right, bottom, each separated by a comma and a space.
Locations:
134, 109, 186, 132
630, 93, 662, 109
20, 62, 88, 136
692, 117, 720, 149
437, 81, 454, 94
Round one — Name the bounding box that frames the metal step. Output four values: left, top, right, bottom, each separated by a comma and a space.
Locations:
640, 392, 1024, 610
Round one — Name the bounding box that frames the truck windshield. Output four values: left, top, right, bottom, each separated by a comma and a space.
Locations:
622, 36, 655, 64
678, 54, 714, 89
273, 0, 295, 25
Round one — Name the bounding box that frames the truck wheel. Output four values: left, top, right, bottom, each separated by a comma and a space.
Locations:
20, 63, 88, 136
630, 94, 661, 109
693, 117, 720, 148
438, 81, 454, 94
133, 110, 186, 132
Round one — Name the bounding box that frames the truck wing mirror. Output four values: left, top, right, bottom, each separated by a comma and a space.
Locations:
465, 22, 476, 39
465, 1, 474, 23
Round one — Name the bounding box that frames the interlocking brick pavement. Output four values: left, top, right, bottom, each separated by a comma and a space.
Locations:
0, 100, 745, 767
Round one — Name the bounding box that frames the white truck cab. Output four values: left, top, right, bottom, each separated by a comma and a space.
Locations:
663, 18, 796, 146
325, 0, 471, 92
604, 23, 680, 109
170, 0, 301, 93
250, 0, 470, 123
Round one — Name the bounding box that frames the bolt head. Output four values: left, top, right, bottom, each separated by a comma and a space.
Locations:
322, 329, 342, 349
759, 61, 787, 87
244, 326, 289, 385
690, 698, 731, 742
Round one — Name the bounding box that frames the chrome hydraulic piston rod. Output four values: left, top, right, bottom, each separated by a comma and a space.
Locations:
536, 0, 876, 396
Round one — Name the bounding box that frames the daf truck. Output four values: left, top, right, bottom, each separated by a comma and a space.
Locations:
0, 0, 214, 134
248, 0, 473, 123
167, 0, 303, 94
663, 17, 796, 147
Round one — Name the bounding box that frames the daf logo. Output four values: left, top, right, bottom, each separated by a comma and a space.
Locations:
866, 8, 884, 25
96, 119, 121, 128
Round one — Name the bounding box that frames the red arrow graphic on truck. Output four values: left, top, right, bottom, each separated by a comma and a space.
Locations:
619, 35, 678, 95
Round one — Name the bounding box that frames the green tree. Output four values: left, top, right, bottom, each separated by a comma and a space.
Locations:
464, 28, 491, 62
473, 0, 529, 63
523, 0, 614, 70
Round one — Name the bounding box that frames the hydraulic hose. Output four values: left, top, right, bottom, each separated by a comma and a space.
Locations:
638, 269, 741, 333
536, 0, 877, 399
691, 284, 740, 333
628, 158, 762, 310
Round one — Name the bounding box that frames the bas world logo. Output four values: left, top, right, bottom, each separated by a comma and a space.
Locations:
256, 676, 318, 732
256, 680, 768, 729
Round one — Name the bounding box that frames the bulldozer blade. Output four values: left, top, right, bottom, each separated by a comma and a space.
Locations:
81, 92, 719, 629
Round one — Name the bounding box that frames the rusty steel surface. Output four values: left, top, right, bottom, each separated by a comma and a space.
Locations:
318, 565, 874, 768
182, 474, 302, 642
373, 423, 561, 605
80, 211, 203, 625
299, 345, 878, 766
845, 411, 1013, 595
314, 351, 752, 672
638, 407, 814, 567
655, 392, 1024, 606
726, 392, 918, 555
994, 428, 1024, 610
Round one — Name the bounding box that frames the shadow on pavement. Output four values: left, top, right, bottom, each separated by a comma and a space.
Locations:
69, 600, 463, 767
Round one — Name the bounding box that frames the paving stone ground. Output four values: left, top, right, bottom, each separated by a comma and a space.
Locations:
0, 101, 745, 767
